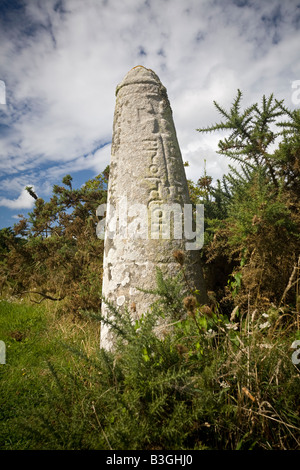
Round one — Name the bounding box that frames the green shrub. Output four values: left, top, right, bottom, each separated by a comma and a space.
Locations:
3, 269, 298, 450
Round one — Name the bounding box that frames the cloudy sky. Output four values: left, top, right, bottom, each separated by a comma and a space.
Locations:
0, 0, 299, 229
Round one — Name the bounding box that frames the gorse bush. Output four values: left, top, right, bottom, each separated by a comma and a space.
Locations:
0, 168, 108, 316
0, 90, 299, 450
196, 91, 300, 314
7, 267, 298, 450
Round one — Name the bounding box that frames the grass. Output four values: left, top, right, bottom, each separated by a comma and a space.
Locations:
0, 297, 100, 449
0, 289, 299, 450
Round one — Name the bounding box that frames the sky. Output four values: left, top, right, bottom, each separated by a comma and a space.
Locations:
0, 0, 299, 229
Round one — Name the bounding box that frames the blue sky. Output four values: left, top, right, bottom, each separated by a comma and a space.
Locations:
0, 0, 299, 229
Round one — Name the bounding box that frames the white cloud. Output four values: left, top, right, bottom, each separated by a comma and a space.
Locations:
0, 187, 36, 209
0, 0, 299, 223
40, 142, 111, 181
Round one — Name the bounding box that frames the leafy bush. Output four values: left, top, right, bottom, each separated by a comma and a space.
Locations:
0, 169, 108, 316
0, 91, 299, 450
2, 268, 298, 450
196, 91, 300, 313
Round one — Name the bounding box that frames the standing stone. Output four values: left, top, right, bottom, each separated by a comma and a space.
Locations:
100, 66, 207, 350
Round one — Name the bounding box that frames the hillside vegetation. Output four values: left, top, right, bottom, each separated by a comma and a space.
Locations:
0, 91, 299, 450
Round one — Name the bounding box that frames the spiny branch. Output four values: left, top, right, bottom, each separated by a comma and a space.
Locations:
21, 291, 65, 303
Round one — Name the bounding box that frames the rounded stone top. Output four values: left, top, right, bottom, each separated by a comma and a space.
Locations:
116, 65, 167, 96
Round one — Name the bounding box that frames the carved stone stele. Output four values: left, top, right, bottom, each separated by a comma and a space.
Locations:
100, 66, 207, 350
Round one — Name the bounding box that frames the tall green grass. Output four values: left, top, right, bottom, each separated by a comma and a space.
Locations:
0, 297, 100, 449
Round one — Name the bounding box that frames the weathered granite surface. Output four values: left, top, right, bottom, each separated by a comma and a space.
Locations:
100, 66, 207, 349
